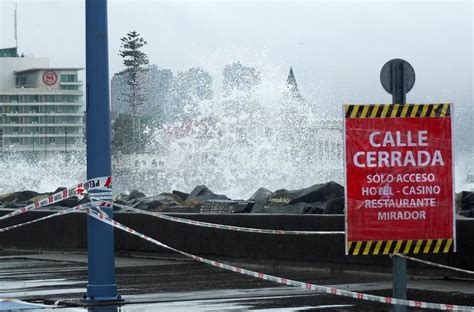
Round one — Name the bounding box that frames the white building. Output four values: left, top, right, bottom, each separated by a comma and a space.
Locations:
0, 52, 85, 158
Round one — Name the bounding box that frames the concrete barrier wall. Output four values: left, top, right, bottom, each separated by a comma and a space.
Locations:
0, 211, 473, 269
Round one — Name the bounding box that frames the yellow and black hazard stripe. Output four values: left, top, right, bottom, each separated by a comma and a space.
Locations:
347, 239, 453, 256
344, 103, 451, 119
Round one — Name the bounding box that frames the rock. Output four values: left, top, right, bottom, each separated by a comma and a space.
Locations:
459, 209, 474, 218
286, 181, 344, 205
55, 197, 79, 208
248, 187, 273, 213
29, 193, 50, 203
260, 182, 344, 214
1, 181, 345, 214
323, 197, 345, 214
128, 190, 146, 201
460, 191, 474, 211
78, 196, 92, 206
52, 187, 66, 194
113, 193, 130, 203
0, 190, 40, 204
32, 190, 79, 209
132, 193, 181, 211
0, 192, 12, 200
172, 190, 189, 202
457, 191, 474, 218
4, 202, 27, 209
185, 185, 230, 202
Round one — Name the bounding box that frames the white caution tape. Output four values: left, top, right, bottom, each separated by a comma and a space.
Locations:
0, 176, 111, 221
0, 203, 92, 233
0, 197, 108, 234
88, 209, 474, 311
0, 298, 21, 303
394, 254, 474, 276
107, 201, 344, 235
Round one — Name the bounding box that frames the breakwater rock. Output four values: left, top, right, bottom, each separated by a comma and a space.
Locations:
1, 182, 473, 217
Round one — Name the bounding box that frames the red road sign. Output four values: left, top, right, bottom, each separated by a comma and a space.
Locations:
344, 104, 454, 255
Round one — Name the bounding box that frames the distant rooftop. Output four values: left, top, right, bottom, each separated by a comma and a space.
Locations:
286, 66, 303, 100
14, 68, 84, 74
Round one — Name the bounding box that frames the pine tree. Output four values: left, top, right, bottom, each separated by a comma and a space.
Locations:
117, 30, 149, 152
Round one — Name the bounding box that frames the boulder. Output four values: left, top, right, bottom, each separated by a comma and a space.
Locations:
58, 197, 79, 208
248, 187, 273, 213
285, 181, 344, 205
185, 185, 230, 202
46, 188, 79, 208
459, 209, 474, 218
132, 193, 182, 211
113, 192, 130, 203
460, 191, 474, 211
128, 190, 146, 201
0, 190, 40, 205
172, 190, 189, 202
322, 197, 345, 214
52, 187, 66, 194
3, 202, 27, 209
260, 182, 344, 214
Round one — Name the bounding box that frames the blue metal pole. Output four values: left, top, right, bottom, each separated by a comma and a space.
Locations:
85, 0, 119, 302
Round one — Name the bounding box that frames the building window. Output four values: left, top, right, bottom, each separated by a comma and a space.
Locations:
60, 85, 79, 91
60, 74, 77, 82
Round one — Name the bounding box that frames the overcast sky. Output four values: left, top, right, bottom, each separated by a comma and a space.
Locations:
0, 0, 472, 118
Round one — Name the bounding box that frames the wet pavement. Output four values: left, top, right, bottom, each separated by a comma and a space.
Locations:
0, 250, 473, 311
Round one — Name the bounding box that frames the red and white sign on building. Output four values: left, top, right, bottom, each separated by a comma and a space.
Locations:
344, 103, 455, 255
42, 71, 58, 86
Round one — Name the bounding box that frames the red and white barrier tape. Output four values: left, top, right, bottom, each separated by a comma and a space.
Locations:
107, 201, 344, 235
0, 203, 92, 233
0, 298, 21, 303
394, 254, 474, 276
0, 176, 111, 221
88, 209, 474, 311
112, 201, 474, 279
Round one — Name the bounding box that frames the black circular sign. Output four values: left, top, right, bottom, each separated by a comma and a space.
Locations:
380, 59, 415, 95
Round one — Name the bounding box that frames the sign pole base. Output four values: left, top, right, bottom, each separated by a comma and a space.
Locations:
84, 285, 121, 302
392, 255, 406, 312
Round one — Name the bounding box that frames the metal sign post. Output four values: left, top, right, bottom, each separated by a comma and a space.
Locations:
381, 59, 415, 312
85, 0, 120, 302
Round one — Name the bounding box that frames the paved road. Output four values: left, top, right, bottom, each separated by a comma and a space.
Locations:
0, 250, 473, 311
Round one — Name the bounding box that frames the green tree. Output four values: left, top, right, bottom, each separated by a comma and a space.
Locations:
112, 113, 154, 154
117, 30, 149, 153
112, 113, 134, 154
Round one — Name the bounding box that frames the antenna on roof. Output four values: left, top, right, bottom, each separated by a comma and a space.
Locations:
14, 1, 18, 51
